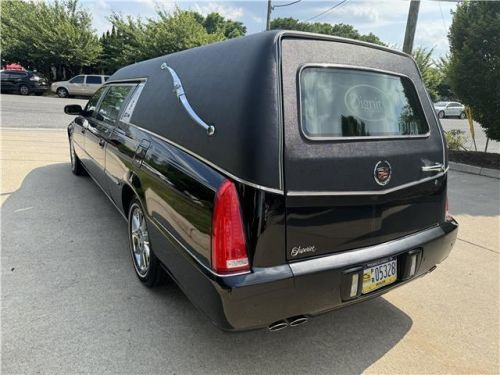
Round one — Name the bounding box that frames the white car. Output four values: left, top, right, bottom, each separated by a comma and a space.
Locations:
433, 101, 466, 119
51, 74, 109, 98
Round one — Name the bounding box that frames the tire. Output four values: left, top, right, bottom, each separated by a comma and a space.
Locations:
128, 198, 166, 287
19, 84, 30, 96
459, 112, 466, 119
438, 111, 445, 119
56, 87, 69, 98
69, 138, 86, 176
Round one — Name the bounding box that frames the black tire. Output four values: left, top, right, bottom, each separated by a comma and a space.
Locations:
459, 112, 466, 119
438, 111, 445, 119
69, 138, 86, 176
19, 84, 30, 96
128, 198, 166, 287
56, 87, 69, 98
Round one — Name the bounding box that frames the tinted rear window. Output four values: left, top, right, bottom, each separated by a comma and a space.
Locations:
300, 67, 429, 138
86, 75, 102, 84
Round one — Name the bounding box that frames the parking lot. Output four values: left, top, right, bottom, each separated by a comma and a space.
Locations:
1, 94, 499, 374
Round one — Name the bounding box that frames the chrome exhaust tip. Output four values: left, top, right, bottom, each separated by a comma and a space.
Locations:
268, 320, 289, 332
287, 315, 309, 327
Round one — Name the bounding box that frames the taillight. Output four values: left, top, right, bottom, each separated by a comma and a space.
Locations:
211, 180, 249, 274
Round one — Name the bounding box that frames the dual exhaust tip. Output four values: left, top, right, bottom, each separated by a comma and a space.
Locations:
268, 316, 309, 332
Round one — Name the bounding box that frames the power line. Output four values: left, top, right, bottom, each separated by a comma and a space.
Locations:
302, 0, 349, 23
272, 0, 303, 9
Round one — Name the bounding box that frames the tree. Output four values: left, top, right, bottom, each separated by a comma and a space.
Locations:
412, 47, 444, 101
448, 1, 500, 142
270, 17, 385, 46
1, 0, 101, 80
99, 9, 245, 75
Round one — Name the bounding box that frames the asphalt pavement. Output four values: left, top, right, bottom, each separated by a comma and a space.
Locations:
1, 94, 499, 374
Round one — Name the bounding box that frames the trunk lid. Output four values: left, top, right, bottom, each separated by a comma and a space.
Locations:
281, 37, 447, 261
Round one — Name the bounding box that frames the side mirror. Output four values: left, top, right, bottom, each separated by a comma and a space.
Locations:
64, 104, 83, 116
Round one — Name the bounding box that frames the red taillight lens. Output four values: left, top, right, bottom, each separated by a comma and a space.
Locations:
211, 180, 249, 274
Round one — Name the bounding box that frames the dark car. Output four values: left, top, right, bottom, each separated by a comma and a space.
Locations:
65, 31, 458, 332
0, 70, 49, 95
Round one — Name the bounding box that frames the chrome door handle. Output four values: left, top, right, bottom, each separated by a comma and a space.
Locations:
422, 163, 445, 173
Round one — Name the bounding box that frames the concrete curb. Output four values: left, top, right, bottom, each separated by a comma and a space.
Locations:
449, 161, 500, 179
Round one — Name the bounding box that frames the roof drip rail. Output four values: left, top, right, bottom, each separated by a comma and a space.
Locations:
160, 62, 215, 136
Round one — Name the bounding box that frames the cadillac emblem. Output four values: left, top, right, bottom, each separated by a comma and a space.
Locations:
374, 161, 392, 186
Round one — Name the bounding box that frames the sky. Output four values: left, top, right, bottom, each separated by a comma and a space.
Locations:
80, 0, 458, 58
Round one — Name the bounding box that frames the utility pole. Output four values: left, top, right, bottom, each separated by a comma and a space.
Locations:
403, 0, 420, 54
266, 0, 272, 31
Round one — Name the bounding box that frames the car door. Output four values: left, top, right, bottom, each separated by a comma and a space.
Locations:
447, 103, 460, 117
85, 84, 136, 192
0, 72, 13, 91
67, 75, 85, 95
105, 83, 143, 205
74, 87, 107, 166
83, 75, 103, 96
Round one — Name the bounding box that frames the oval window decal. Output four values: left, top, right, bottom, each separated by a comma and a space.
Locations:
344, 84, 388, 122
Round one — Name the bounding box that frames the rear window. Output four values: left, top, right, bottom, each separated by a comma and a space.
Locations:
86, 75, 102, 84
299, 67, 429, 139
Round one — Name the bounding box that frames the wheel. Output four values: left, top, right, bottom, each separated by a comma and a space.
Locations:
128, 198, 166, 287
19, 85, 30, 96
69, 138, 86, 176
459, 112, 466, 119
438, 111, 445, 119
56, 87, 69, 98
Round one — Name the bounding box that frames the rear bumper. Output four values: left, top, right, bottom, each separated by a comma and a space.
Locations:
165, 219, 458, 331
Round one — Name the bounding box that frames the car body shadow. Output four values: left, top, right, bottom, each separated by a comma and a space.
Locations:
1, 163, 412, 374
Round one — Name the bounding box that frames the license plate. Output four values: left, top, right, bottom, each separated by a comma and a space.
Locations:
362, 258, 397, 294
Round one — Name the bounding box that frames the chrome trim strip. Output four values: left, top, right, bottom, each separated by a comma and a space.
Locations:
160, 62, 215, 136
105, 77, 147, 85
147, 215, 251, 278
126, 121, 285, 195
287, 168, 448, 196
296, 64, 431, 141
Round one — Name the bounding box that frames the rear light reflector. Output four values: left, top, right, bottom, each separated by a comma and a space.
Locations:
211, 180, 249, 274
445, 196, 453, 221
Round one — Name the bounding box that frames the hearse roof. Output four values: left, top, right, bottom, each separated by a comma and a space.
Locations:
108, 31, 420, 193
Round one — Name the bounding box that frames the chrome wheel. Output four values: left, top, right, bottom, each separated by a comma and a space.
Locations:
129, 204, 151, 276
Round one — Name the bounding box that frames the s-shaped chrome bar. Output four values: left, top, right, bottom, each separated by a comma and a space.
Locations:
160, 62, 215, 136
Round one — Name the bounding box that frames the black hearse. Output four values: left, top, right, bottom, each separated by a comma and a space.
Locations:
65, 31, 458, 331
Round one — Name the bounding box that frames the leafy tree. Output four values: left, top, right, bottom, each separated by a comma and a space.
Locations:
448, 1, 500, 142
1, 0, 101, 80
270, 17, 385, 45
99, 9, 245, 75
412, 47, 444, 101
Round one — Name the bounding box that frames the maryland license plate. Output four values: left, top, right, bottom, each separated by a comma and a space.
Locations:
362, 258, 397, 294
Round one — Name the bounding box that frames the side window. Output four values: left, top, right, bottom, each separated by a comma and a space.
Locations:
69, 75, 84, 84
84, 87, 106, 116
97, 85, 134, 125
86, 75, 102, 84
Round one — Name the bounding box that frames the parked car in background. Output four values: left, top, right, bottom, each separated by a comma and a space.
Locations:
433, 101, 466, 119
0, 70, 49, 95
51, 74, 109, 98
64, 31, 458, 332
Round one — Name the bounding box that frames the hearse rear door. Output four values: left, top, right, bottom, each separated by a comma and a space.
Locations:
281, 37, 447, 262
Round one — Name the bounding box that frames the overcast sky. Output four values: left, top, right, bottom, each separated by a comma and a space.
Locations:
81, 0, 458, 58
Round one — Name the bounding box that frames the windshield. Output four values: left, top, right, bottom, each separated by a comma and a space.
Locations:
300, 67, 430, 138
